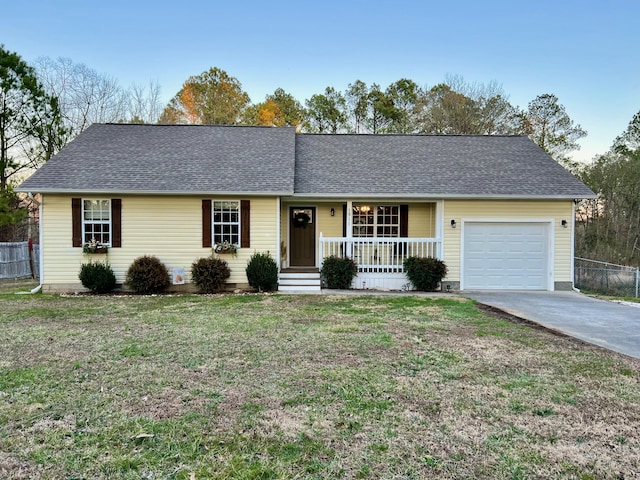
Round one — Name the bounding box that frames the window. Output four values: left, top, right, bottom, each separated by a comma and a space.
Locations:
353, 205, 400, 237
213, 200, 240, 245
83, 199, 111, 245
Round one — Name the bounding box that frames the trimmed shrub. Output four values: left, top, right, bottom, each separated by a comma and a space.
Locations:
191, 256, 231, 293
78, 261, 116, 294
320, 256, 358, 289
403, 256, 448, 291
246, 251, 278, 292
126, 255, 170, 294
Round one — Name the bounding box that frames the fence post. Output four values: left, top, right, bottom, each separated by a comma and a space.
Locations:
636, 267, 639, 298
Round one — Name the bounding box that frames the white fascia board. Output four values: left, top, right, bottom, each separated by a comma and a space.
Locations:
15, 188, 294, 197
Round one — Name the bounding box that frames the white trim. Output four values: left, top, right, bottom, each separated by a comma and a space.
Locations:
436, 199, 444, 259
570, 203, 576, 288
39, 199, 44, 284
460, 218, 555, 291
18, 189, 294, 197
276, 197, 281, 270
82, 198, 112, 247
211, 199, 241, 247
279, 193, 597, 200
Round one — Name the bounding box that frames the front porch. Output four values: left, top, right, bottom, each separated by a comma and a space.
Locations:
279, 200, 444, 291
319, 236, 442, 290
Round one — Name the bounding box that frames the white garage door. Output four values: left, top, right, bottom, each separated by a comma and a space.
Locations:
463, 222, 550, 290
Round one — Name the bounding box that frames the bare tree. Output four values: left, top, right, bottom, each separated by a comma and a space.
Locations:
128, 81, 163, 124
35, 57, 163, 141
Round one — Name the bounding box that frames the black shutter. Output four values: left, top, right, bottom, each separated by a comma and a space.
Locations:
202, 200, 212, 248
111, 199, 122, 247
342, 204, 348, 237
241, 200, 250, 248
72, 198, 82, 247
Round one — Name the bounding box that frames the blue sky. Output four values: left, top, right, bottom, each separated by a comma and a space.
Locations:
4, 0, 639, 162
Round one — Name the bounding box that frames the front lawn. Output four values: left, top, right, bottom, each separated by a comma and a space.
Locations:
0, 292, 638, 479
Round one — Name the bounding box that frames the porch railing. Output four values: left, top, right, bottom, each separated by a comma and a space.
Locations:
319, 234, 442, 273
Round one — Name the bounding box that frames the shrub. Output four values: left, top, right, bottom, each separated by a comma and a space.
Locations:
125, 255, 170, 294
78, 261, 116, 294
191, 256, 231, 293
403, 256, 448, 291
246, 251, 278, 292
320, 256, 358, 289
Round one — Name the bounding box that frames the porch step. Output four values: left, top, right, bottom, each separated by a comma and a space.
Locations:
279, 271, 321, 293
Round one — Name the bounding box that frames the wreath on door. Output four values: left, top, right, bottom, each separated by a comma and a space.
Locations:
293, 211, 311, 228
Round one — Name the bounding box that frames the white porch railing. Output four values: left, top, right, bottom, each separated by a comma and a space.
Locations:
319, 234, 442, 273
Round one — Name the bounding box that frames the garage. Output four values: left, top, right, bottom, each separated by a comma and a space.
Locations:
462, 222, 550, 290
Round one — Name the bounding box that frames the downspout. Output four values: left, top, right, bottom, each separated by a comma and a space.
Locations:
276, 197, 281, 272
571, 200, 580, 293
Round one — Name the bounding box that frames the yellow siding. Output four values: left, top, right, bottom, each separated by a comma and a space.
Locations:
41, 195, 279, 290
443, 200, 574, 284
408, 203, 436, 237
316, 203, 344, 238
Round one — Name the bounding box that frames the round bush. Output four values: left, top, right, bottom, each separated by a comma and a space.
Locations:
246, 251, 278, 292
126, 255, 170, 294
403, 256, 448, 291
191, 256, 231, 293
320, 256, 358, 289
78, 261, 116, 294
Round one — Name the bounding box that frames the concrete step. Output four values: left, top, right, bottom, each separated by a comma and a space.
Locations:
278, 271, 322, 292
279, 278, 321, 286
278, 284, 322, 293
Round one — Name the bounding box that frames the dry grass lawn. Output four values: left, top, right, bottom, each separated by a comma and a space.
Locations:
0, 283, 638, 479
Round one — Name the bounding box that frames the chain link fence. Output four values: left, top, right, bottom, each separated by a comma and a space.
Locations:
574, 257, 639, 298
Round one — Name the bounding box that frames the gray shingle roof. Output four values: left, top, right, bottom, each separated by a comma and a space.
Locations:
294, 134, 595, 198
18, 125, 595, 199
18, 124, 296, 195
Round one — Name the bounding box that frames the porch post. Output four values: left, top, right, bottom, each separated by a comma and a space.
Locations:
346, 200, 353, 258
276, 197, 281, 271
435, 200, 444, 259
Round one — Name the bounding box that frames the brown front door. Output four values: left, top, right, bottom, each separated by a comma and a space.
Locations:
290, 207, 316, 266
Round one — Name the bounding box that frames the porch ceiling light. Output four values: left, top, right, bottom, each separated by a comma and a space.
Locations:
450, 219, 457, 228
359, 205, 371, 213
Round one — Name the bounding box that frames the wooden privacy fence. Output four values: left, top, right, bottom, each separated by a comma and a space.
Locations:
0, 241, 40, 280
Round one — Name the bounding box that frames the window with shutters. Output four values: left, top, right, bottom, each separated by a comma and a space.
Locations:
353, 205, 400, 237
213, 200, 240, 245
83, 199, 111, 245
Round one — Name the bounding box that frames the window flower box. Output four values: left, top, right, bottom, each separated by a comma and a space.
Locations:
214, 241, 238, 255
83, 239, 108, 254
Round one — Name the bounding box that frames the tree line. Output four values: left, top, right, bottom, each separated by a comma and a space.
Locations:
157, 67, 586, 166
2, 45, 638, 266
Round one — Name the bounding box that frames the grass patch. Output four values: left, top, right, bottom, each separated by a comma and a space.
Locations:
0, 293, 638, 478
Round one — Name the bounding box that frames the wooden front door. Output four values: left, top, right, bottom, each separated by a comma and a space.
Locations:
290, 207, 316, 266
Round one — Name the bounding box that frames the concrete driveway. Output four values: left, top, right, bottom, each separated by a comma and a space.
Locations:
462, 291, 640, 359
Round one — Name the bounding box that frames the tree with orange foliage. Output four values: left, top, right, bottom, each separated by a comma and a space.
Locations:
242, 88, 305, 128
160, 67, 250, 125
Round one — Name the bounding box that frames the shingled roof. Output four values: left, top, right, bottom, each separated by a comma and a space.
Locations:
18, 124, 595, 199
294, 134, 596, 198
18, 124, 296, 195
